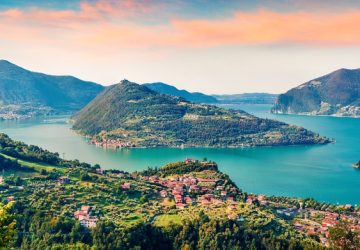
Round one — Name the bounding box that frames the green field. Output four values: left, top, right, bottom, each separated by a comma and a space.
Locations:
0, 153, 65, 174
153, 214, 182, 227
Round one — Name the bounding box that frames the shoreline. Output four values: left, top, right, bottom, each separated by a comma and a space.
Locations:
271, 111, 360, 119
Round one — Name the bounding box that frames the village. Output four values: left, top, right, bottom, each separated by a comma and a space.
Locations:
137, 158, 360, 247
1, 157, 359, 247
91, 138, 135, 148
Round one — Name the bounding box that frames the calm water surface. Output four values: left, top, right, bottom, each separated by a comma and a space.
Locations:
0, 104, 359, 205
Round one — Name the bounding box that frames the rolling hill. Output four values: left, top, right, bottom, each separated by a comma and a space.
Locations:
72, 80, 329, 148
0, 60, 104, 115
272, 68, 360, 117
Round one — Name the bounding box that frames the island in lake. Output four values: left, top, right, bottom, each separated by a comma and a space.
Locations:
0, 133, 359, 249
72, 80, 330, 148
353, 161, 360, 169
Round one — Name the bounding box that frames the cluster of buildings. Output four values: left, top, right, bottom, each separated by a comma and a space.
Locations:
0, 112, 31, 120
143, 172, 237, 209
292, 210, 360, 246
58, 176, 70, 185
91, 138, 134, 149
74, 205, 98, 228
240, 194, 360, 247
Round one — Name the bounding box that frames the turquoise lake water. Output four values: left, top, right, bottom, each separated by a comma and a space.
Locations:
0, 104, 359, 205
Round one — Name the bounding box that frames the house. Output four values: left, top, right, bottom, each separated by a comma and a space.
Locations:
160, 190, 168, 198
121, 183, 131, 189
174, 194, 183, 203
246, 196, 257, 204
7, 196, 15, 202
189, 185, 200, 193
276, 207, 298, 217
58, 176, 70, 184
185, 158, 196, 164
220, 191, 227, 196
228, 214, 237, 220
184, 196, 194, 205
227, 196, 234, 202
74, 205, 97, 228
149, 176, 159, 183
96, 168, 105, 175
79, 217, 98, 228
81, 205, 91, 213
0, 176, 3, 184
176, 203, 188, 209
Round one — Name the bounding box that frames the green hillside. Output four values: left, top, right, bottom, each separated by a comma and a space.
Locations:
72, 80, 329, 147
272, 68, 360, 117
0, 60, 104, 115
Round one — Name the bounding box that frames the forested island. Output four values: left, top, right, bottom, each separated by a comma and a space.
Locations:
72, 80, 330, 148
0, 133, 359, 249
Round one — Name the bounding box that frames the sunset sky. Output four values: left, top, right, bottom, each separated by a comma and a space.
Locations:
1, 0, 360, 94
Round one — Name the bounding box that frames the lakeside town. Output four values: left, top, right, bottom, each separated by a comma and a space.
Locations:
138, 159, 360, 247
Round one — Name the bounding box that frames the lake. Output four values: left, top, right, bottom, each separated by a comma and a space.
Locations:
1, 104, 359, 205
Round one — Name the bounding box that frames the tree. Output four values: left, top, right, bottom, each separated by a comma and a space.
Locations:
329, 220, 360, 250
0, 202, 16, 248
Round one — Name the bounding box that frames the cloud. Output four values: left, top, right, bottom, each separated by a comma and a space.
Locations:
0, 1, 360, 52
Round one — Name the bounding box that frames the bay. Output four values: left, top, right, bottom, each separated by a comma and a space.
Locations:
0, 104, 359, 205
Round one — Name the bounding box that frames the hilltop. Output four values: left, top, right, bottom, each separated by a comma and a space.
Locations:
272, 68, 360, 117
72, 80, 329, 148
144, 82, 218, 103
0, 60, 104, 117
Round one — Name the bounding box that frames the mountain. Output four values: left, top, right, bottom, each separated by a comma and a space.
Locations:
272, 68, 360, 117
214, 93, 278, 104
0, 60, 104, 115
72, 80, 329, 148
143, 82, 218, 103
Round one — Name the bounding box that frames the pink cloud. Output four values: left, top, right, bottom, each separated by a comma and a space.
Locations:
1, 3, 360, 51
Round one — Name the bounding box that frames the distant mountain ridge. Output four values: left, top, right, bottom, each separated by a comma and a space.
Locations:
0, 60, 104, 115
214, 93, 278, 104
144, 82, 277, 104
72, 80, 329, 148
143, 82, 218, 103
272, 68, 360, 117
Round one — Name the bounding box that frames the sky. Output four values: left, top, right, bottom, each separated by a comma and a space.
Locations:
1, 0, 360, 94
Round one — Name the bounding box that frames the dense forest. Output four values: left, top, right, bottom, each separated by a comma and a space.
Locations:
72, 80, 330, 148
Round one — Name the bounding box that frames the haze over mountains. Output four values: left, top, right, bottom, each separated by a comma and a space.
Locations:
2, 60, 359, 119
0, 60, 104, 116
272, 68, 360, 117
143, 82, 218, 104
72, 80, 329, 148
145, 82, 278, 104
0, 60, 277, 119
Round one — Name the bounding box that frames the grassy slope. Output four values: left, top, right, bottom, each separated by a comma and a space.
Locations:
0, 153, 65, 175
